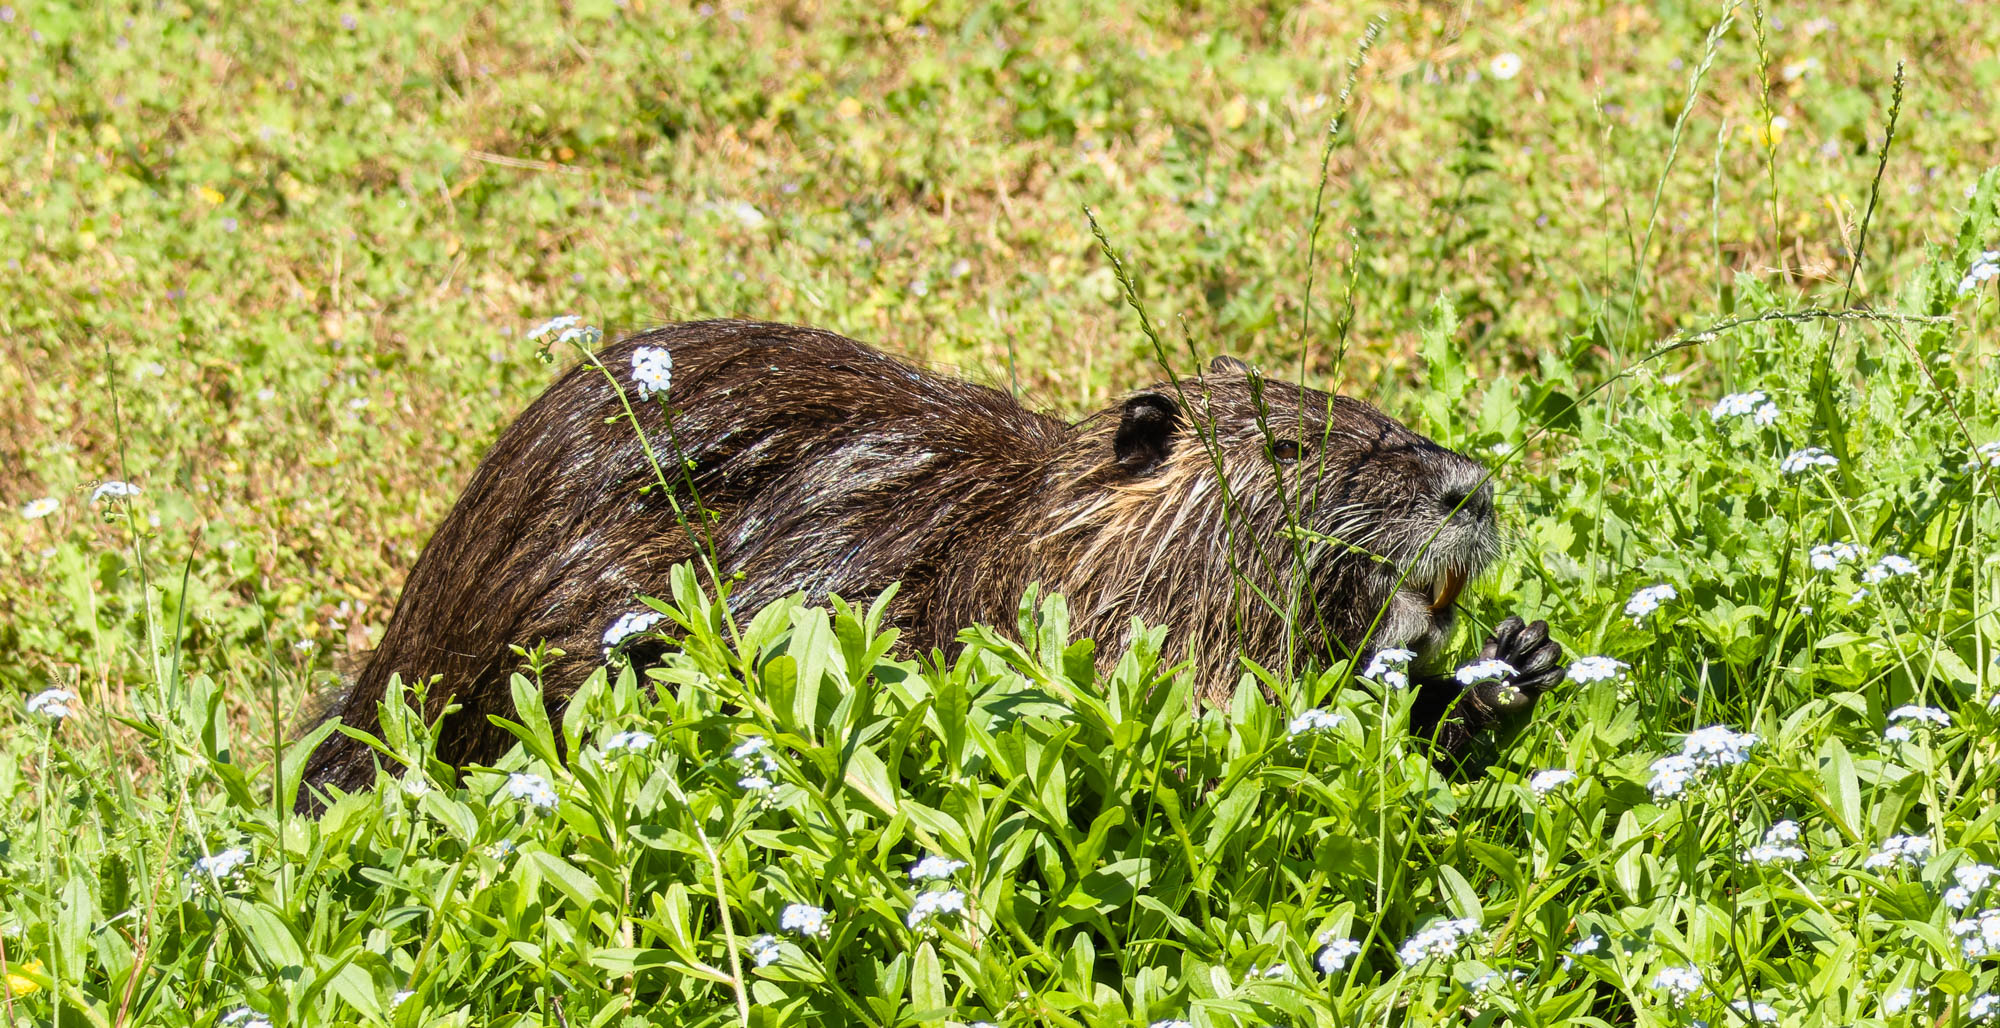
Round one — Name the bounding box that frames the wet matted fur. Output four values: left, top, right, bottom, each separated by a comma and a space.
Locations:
300, 320, 1563, 806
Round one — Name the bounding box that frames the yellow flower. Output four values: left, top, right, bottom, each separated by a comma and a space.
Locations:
4, 959, 43, 997
1751, 115, 1790, 149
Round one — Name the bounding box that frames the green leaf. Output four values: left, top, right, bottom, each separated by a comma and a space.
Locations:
909, 941, 946, 1021
501, 672, 562, 768
527, 849, 609, 911
228, 898, 307, 970
1819, 736, 1861, 841
843, 744, 901, 817
1434, 865, 1483, 924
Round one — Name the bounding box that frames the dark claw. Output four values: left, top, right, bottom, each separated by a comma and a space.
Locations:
1474, 617, 1566, 722
1499, 619, 1565, 695
1480, 615, 1524, 663
1411, 614, 1569, 776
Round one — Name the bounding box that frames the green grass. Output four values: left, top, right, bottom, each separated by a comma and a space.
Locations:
5, 0, 2000, 1024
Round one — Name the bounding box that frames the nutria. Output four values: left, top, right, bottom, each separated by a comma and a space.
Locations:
299, 319, 1563, 806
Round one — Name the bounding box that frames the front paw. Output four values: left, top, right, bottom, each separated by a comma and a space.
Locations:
1457, 615, 1565, 730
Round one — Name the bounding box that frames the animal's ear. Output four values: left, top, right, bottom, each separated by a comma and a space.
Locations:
1209, 355, 1253, 377
1114, 392, 1181, 474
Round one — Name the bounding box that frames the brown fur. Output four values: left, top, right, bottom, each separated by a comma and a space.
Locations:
299, 320, 1562, 806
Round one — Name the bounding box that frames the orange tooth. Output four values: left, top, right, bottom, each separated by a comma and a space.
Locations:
1430, 568, 1467, 612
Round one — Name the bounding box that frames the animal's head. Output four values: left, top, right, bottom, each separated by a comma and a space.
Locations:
1086, 355, 1499, 671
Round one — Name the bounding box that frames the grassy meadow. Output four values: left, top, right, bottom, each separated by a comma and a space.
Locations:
6, 0, 2000, 1024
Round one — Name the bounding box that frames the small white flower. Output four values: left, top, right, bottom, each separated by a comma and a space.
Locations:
1625, 583, 1678, 621
1958, 910, 2000, 959
1562, 933, 1603, 969
1888, 704, 1949, 727
1682, 724, 1759, 767
1780, 447, 1839, 474
1528, 769, 1577, 796
1396, 916, 1480, 966
1455, 658, 1515, 685
90, 480, 140, 502
631, 345, 673, 401
909, 855, 967, 881
25, 687, 77, 720
1316, 933, 1362, 975
505, 772, 558, 811
554, 323, 600, 346
1288, 707, 1343, 737
906, 888, 968, 931
733, 733, 781, 778
726, 201, 767, 228
1149, 1021, 1193, 1028
602, 730, 656, 752
195, 847, 252, 880
1710, 390, 1768, 421
1862, 554, 1920, 584
780, 903, 830, 938
220, 1009, 273, 1028
1648, 754, 1699, 799
1751, 402, 1780, 426
1949, 864, 2000, 909
1883, 986, 1926, 1015
1883, 724, 1913, 743
20, 497, 58, 519
1968, 441, 2000, 470
1363, 647, 1416, 690
1978, 992, 2000, 1021
1863, 834, 1931, 871
1960, 252, 2000, 295
1745, 822, 1806, 864
528, 315, 582, 340
1243, 962, 1288, 980
1652, 964, 1704, 1005
1809, 541, 1866, 571
1780, 56, 1821, 81
1489, 52, 1523, 80
400, 775, 432, 798
1731, 999, 1779, 1021
729, 734, 781, 789
390, 990, 414, 1010
602, 610, 666, 653
747, 934, 782, 967
1566, 656, 1628, 683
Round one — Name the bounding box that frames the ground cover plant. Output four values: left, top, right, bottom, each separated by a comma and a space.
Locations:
5, 0, 2000, 1024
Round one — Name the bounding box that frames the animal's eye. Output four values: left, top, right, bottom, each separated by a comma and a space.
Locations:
1271, 439, 1304, 465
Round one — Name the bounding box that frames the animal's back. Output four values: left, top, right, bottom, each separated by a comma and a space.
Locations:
303, 320, 1068, 797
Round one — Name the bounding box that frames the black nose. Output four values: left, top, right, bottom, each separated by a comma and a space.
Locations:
1440, 482, 1494, 522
